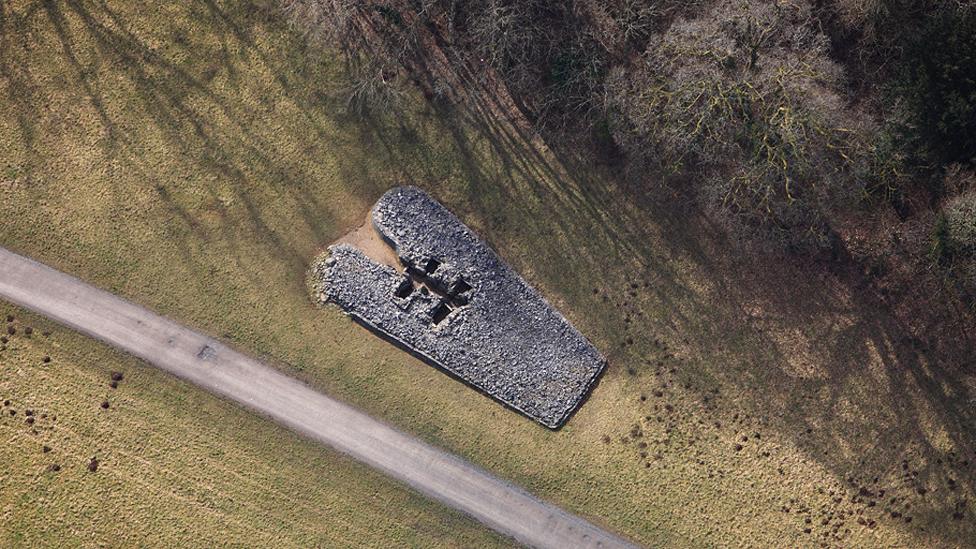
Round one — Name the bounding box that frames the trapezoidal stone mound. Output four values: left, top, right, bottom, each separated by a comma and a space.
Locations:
312, 186, 607, 428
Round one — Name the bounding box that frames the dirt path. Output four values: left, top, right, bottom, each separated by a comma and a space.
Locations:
0, 246, 639, 549
334, 215, 402, 271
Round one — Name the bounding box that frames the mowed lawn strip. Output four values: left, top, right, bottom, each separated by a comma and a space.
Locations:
0, 305, 510, 548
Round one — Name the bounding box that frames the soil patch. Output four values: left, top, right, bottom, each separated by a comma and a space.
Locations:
333, 214, 402, 272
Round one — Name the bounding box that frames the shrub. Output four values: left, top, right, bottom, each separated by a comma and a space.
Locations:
461, 0, 707, 133
281, 0, 407, 114
456, 0, 611, 131
933, 185, 976, 307
945, 192, 976, 256
576, 0, 667, 56
886, 7, 976, 167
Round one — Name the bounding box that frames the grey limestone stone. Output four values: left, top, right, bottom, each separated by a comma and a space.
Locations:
312, 186, 606, 428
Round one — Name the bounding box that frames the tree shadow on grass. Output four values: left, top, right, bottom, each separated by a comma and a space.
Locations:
351, 33, 976, 543
0, 3, 44, 163
1, 0, 372, 297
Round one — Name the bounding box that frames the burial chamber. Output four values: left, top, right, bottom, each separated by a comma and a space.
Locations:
312, 186, 607, 428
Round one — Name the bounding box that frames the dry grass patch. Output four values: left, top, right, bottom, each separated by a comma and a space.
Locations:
0, 306, 506, 548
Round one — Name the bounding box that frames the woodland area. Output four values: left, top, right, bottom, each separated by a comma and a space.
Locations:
283, 0, 976, 333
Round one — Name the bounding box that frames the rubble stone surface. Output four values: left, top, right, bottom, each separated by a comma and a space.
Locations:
313, 186, 606, 428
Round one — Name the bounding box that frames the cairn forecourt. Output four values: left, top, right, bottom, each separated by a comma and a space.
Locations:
314, 186, 606, 428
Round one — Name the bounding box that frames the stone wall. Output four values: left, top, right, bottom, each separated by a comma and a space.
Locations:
312, 186, 606, 428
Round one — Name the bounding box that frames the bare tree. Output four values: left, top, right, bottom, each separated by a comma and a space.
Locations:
606, 0, 877, 249
281, 0, 410, 114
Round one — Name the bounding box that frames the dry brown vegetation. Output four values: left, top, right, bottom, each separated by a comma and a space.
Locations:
0, 308, 505, 547
605, 0, 873, 249
281, 0, 976, 314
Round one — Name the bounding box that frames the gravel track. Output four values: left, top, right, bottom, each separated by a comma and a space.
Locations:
0, 246, 638, 549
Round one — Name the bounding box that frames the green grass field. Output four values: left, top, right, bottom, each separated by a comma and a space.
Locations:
1, 0, 973, 547
0, 306, 509, 547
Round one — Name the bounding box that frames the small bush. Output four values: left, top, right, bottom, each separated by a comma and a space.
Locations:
945, 191, 976, 255
282, 0, 408, 115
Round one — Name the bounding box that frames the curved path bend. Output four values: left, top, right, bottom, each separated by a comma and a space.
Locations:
0, 247, 638, 549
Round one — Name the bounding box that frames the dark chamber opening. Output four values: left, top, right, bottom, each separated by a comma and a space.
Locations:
395, 277, 414, 298
431, 301, 451, 324
450, 278, 472, 296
